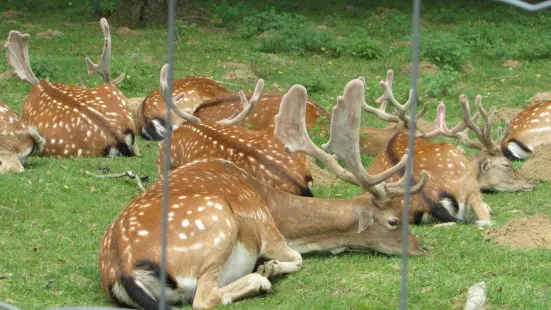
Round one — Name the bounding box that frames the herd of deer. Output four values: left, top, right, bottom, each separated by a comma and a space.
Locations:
1, 18, 548, 309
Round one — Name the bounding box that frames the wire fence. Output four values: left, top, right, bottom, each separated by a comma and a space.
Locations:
1, 0, 551, 310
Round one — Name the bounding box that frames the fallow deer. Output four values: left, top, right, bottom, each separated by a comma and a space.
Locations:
367, 70, 534, 193
136, 77, 231, 140
4, 18, 139, 158
98, 79, 427, 310
0, 101, 45, 173
154, 65, 313, 196
501, 100, 551, 160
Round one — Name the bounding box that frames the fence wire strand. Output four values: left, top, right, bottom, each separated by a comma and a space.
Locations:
159, 0, 177, 309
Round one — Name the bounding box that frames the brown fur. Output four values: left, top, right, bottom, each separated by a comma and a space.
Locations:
156, 122, 312, 196
0, 101, 38, 172
136, 76, 230, 136
21, 79, 139, 157
99, 159, 425, 309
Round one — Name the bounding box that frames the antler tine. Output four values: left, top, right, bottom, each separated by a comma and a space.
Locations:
382, 168, 429, 200
160, 64, 201, 123
85, 18, 125, 85
458, 94, 502, 154
373, 69, 414, 124
217, 79, 264, 125
424, 104, 466, 138
274, 84, 359, 186
323, 79, 427, 204
4, 31, 40, 86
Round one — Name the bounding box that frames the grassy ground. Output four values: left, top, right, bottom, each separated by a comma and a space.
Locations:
1, 0, 551, 309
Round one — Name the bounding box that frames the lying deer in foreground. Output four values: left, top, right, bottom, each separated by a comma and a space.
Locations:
155, 65, 313, 196
99, 79, 427, 309
4, 18, 139, 157
0, 102, 45, 173
136, 76, 231, 140
501, 100, 551, 160
367, 70, 534, 193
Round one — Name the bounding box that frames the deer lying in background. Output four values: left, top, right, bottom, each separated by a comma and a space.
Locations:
501, 100, 551, 160
367, 71, 534, 193
98, 79, 427, 310
155, 65, 313, 196
136, 77, 231, 140
4, 18, 139, 157
0, 102, 45, 173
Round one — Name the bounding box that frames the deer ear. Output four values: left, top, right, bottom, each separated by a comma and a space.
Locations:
479, 158, 491, 174
356, 207, 374, 233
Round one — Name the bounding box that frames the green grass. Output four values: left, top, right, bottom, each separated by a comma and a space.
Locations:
1, 0, 551, 309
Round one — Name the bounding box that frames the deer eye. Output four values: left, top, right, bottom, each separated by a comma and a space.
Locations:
388, 218, 399, 227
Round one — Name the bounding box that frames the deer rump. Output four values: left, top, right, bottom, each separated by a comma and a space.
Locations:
157, 121, 314, 197
371, 132, 479, 224
23, 80, 137, 157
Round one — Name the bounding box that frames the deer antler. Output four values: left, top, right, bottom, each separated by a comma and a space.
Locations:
361, 69, 426, 128
424, 95, 508, 156
85, 18, 125, 85
275, 80, 428, 206
160, 64, 201, 124
4, 31, 40, 86
217, 79, 264, 125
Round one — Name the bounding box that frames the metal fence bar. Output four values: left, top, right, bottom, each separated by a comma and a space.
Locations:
400, 1, 422, 309
159, 0, 177, 309
495, 0, 551, 11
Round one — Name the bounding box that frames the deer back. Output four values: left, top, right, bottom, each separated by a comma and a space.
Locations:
137, 77, 230, 140
502, 101, 551, 160
369, 132, 484, 224
157, 122, 313, 196
22, 79, 138, 157
193, 92, 330, 130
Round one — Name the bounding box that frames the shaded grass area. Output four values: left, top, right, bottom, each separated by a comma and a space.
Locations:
1, 0, 551, 309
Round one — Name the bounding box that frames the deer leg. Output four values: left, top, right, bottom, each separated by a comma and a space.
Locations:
257, 233, 303, 278
193, 272, 272, 309
468, 193, 493, 226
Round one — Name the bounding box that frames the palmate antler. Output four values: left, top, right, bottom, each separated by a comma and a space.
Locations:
275, 79, 428, 206
424, 95, 509, 156
4, 31, 40, 86
360, 69, 427, 127
85, 18, 125, 85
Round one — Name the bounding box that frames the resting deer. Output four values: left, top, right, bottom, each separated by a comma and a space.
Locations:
4, 18, 139, 157
136, 77, 231, 140
155, 65, 313, 196
501, 100, 551, 160
98, 79, 427, 310
0, 102, 45, 173
366, 71, 534, 193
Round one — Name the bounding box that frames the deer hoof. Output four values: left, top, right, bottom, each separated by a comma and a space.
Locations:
256, 260, 279, 278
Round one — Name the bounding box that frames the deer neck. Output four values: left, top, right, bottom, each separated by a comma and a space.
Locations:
252, 182, 367, 254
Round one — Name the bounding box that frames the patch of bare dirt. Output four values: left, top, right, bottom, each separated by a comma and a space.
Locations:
308, 157, 337, 186
3, 20, 17, 25
36, 29, 62, 38
461, 62, 476, 73
401, 61, 440, 75
257, 31, 275, 40
495, 107, 521, 123
315, 25, 330, 32
502, 60, 521, 68
0, 71, 13, 79
222, 62, 258, 81
264, 53, 291, 64
520, 145, 551, 181
127, 97, 145, 114
117, 27, 137, 35
526, 92, 551, 107
21, 24, 40, 29
271, 82, 284, 92
3, 10, 23, 19
485, 214, 551, 250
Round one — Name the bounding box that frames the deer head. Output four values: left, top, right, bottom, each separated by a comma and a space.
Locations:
425, 95, 535, 192
4, 19, 139, 158
501, 100, 551, 160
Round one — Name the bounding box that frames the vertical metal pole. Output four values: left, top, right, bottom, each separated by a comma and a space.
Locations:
400, 0, 421, 309
159, 0, 176, 309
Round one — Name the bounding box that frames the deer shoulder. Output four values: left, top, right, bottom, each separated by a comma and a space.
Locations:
99, 79, 427, 309
4, 18, 139, 158
502, 101, 551, 160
